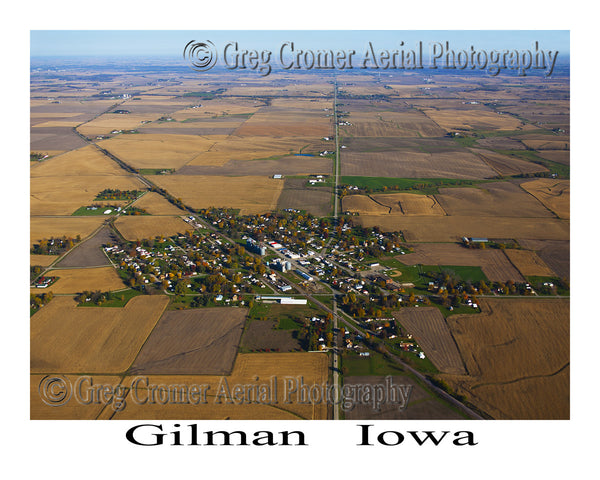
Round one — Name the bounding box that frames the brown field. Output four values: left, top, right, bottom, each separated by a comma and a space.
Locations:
30, 374, 124, 420
536, 150, 570, 165
520, 179, 570, 219
170, 98, 265, 118
185, 136, 329, 167
469, 149, 548, 176
31, 295, 169, 374
109, 353, 329, 420
130, 307, 247, 375
30, 216, 106, 247
392, 308, 466, 375
503, 249, 555, 277
77, 113, 164, 136
34, 266, 124, 294
131, 192, 186, 215
440, 298, 569, 419
53, 225, 117, 268
474, 137, 526, 150
343, 193, 445, 216
98, 134, 225, 169
355, 215, 570, 242
233, 108, 332, 137
241, 320, 302, 352
30, 127, 89, 151
114, 215, 190, 241
521, 139, 570, 150
30, 175, 145, 216
276, 178, 332, 217
30, 145, 125, 177
436, 182, 554, 218
516, 239, 570, 279
341, 150, 497, 179
422, 108, 523, 131
343, 375, 466, 420
30, 254, 60, 267
341, 110, 446, 137
399, 243, 524, 283
150, 175, 284, 215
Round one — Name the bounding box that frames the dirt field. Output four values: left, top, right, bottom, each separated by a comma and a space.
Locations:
30, 254, 60, 267
436, 182, 554, 218
130, 307, 247, 375
77, 113, 164, 136
503, 249, 556, 277
233, 107, 332, 137
31, 295, 169, 374
398, 243, 525, 283
150, 175, 284, 215
521, 138, 570, 150
344, 193, 445, 216
340, 110, 446, 137
474, 137, 526, 150
343, 375, 465, 420
130, 192, 187, 215
422, 108, 523, 131
98, 134, 224, 169
109, 353, 329, 420
30, 145, 125, 177
536, 150, 570, 165
469, 149, 548, 176
34, 266, 124, 294
30, 174, 145, 216
53, 225, 117, 268
440, 298, 569, 419
178, 155, 332, 176
114, 215, 190, 241
520, 179, 570, 219
276, 178, 332, 217
516, 239, 570, 279
341, 150, 497, 179
241, 319, 302, 352
392, 308, 466, 375
355, 215, 569, 242
30, 216, 106, 247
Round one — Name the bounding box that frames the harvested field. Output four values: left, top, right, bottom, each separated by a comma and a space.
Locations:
343, 375, 465, 420
516, 239, 570, 279
178, 155, 332, 176
340, 110, 445, 137
355, 215, 569, 242
30, 374, 124, 420
241, 319, 302, 352
474, 137, 526, 150
340, 136, 459, 151
30, 295, 169, 374
77, 113, 162, 136
520, 179, 570, 219
392, 308, 466, 375
536, 150, 570, 165
36, 266, 124, 294
422, 108, 523, 131
30, 126, 89, 151
343, 193, 445, 216
233, 107, 332, 137
110, 353, 329, 420
30, 145, 125, 177
521, 139, 569, 150
341, 150, 497, 179
53, 225, 118, 268
30, 216, 106, 247
469, 148, 548, 176
436, 182, 554, 218
130, 307, 247, 375
185, 136, 330, 167
30, 174, 145, 216
276, 178, 332, 217
399, 243, 525, 283
440, 298, 569, 419
151, 175, 284, 215
98, 134, 223, 169
503, 249, 555, 277
114, 215, 189, 241
30, 254, 60, 267
130, 192, 186, 215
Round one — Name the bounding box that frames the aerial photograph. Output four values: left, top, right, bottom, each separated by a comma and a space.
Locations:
29, 30, 570, 422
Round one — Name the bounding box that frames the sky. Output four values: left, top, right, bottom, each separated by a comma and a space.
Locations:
30, 30, 570, 58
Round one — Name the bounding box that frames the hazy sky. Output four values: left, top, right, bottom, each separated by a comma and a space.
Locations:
31, 30, 569, 57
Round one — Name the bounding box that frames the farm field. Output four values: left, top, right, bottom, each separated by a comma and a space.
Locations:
469, 148, 548, 176
343, 193, 445, 216
30, 145, 125, 177
150, 175, 284, 215
233, 107, 332, 137
53, 225, 117, 268
109, 353, 329, 420
30, 254, 60, 267
516, 239, 570, 280
241, 319, 302, 353
340, 110, 446, 137
392, 308, 466, 375
129, 191, 187, 215
398, 243, 524, 283
178, 155, 332, 176
30, 295, 169, 374
503, 249, 556, 277
340, 149, 497, 179
519, 178, 570, 219
355, 215, 569, 242
537, 150, 570, 165
421, 108, 524, 131
440, 298, 569, 419
276, 178, 332, 217
30, 216, 106, 247
32, 266, 124, 294
114, 215, 190, 241
130, 307, 247, 375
